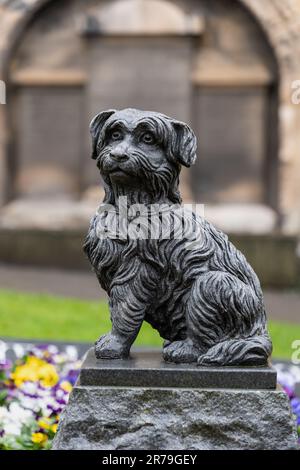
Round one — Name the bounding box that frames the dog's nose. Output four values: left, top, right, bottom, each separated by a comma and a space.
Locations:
110, 144, 129, 161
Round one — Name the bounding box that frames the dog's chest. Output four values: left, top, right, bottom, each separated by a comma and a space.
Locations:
91, 233, 124, 269
86, 209, 215, 290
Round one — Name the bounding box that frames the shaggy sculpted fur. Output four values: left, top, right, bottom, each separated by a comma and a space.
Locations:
84, 108, 272, 365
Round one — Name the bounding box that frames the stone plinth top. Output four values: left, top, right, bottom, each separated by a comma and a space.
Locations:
79, 348, 277, 390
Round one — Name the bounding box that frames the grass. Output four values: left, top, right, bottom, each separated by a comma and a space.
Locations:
0, 289, 299, 359
0, 289, 162, 347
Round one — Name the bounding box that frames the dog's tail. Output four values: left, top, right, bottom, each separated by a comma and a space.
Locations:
197, 331, 272, 366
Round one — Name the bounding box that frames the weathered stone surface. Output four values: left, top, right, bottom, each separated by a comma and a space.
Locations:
52, 385, 298, 450
1, 0, 300, 233
80, 348, 277, 390
52, 352, 297, 449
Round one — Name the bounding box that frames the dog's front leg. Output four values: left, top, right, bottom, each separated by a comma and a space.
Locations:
95, 258, 157, 359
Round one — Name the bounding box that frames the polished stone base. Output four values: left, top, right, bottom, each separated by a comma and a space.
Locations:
80, 348, 277, 389
52, 349, 298, 450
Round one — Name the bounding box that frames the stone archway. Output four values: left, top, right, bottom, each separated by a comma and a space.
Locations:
0, 0, 299, 232
239, 0, 300, 233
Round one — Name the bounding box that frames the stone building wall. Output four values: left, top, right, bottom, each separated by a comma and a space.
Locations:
0, 0, 299, 234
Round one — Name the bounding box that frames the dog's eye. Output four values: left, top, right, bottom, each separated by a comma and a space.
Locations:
110, 130, 123, 141
141, 132, 156, 145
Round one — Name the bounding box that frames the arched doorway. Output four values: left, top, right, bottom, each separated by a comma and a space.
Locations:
1, 0, 299, 232
7, 0, 278, 208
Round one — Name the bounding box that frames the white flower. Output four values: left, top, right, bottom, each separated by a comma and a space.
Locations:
0, 402, 33, 436
3, 421, 22, 436
0, 406, 9, 421
278, 371, 294, 388
12, 344, 26, 358
56, 390, 65, 399
53, 354, 65, 365
0, 340, 8, 361
9, 402, 33, 424
43, 407, 53, 418
42, 396, 57, 408
290, 365, 300, 382
37, 388, 51, 398
20, 381, 38, 395
48, 345, 59, 355
31, 348, 44, 358
18, 396, 40, 413
65, 346, 78, 361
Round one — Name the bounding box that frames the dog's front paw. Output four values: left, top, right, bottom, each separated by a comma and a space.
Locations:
94, 333, 129, 359
163, 338, 200, 364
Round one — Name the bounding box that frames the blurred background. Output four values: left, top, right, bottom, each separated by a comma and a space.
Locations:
0, 0, 299, 358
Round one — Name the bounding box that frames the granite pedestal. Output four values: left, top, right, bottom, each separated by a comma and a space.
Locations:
52, 348, 299, 450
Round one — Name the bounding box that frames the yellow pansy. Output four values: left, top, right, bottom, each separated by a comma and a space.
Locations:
31, 432, 48, 444
38, 417, 52, 430
39, 364, 59, 387
11, 364, 38, 387
51, 423, 58, 433
60, 380, 72, 393
11, 356, 59, 388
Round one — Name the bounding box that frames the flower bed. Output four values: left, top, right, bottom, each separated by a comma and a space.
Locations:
275, 363, 300, 444
0, 344, 299, 449
0, 345, 80, 450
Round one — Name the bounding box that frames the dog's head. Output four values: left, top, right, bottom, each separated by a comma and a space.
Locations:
90, 108, 197, 204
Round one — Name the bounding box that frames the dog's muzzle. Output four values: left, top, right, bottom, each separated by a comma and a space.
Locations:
110, 145, 130, 162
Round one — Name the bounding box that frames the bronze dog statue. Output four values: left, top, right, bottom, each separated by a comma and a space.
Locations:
84, 108, 272, 365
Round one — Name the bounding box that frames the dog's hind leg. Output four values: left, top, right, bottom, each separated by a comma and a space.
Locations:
162, 338, 201, 364
161, 295, 202, 363
186, 271, 272, 366
197, 334, 272, 366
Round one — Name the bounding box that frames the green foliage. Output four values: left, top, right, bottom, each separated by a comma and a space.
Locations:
268, 320, 300, 360
0, 420, 42, 450
0, 289, 299, 358
0, 289, 162, 347
0, 388, 8, 406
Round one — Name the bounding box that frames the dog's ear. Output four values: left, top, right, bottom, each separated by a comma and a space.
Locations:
90, 109, 116, 159
170, 120, 197, 167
